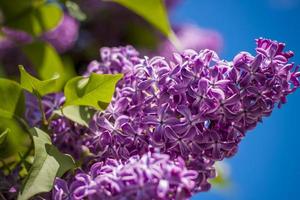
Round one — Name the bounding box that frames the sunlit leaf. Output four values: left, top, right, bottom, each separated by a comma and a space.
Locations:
64, 73, 123, 110
54, 106, 96, 127
5, 3, 62, 36
18, 128, 76, 200
19, 65, 60, 97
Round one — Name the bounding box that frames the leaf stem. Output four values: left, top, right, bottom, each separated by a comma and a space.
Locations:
37, 97, 48, 126
0, 192, 7, 200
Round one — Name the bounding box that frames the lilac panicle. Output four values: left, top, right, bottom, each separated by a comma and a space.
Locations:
84, 38, 299, 192
53, 152, 198, 200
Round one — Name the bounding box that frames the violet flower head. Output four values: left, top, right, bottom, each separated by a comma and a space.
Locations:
0, 27, 32, 59
85, 38, 299, 193
42, 13, 79, 53
53, 152, 198, 200
52, 178, 74, 200
0, 167, 21, 200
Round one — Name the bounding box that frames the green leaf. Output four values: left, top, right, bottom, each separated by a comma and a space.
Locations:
18, 128, 76, 200
5, 3, 63, 36
54, 106, 96, 127
109, 0, 179, 47
0, 78, 24, 118
0, 118, 29, 159
64, 73, 123, 110
0, 128, 9, 145
0, 0, 45, 22
19, 65, 60, 96
65, 0, 87, 21
22, 42, 75, 91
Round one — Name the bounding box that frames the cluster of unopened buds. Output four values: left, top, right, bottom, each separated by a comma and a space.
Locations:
25, 38, 299, 200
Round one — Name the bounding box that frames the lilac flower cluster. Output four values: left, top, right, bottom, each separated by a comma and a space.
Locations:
83, 38, 299, 192
53, 152, 197, 200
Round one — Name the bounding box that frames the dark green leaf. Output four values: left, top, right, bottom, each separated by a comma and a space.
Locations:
18, 128, 75, 200
19, 65, 60, 96
22, 42, 75, 91
54, 106, 96, 127
0, 118, 29, 159
64, 73, 123, 110
5, 3, 62, 36
0, 0, 45, 22
109, 0, 179, 46
0, 78, 24, 118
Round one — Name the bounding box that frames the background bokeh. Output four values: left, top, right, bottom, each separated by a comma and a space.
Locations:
170, 0, 300, 199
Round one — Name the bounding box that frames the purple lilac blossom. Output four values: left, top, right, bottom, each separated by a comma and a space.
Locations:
42, 13, 79, 53
53, 152, 197, 200
159, 24, 223, 59
84, 38, 299, 192
0, 27, 32, 67
1, 27, 33, 44
0, 167, 20, 200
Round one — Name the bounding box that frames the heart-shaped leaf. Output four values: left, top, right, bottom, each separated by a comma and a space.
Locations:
18, 128, 76, 200
54, 105, 96, 127
19, 65, 60, 97
64, 73, 123, 110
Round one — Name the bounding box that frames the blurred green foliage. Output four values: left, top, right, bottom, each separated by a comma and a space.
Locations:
5, 3, 62, 36
22, 42, 76, 91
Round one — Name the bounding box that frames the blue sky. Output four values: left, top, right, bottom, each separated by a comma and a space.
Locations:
171, 1, 300, 200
